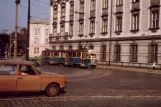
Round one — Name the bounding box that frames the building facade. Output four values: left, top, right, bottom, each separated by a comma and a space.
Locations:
49, 0, 161, 68
29, 20, 50, 57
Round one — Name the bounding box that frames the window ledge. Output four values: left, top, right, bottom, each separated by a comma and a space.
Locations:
132, 1, 140, 3
101, 32, 108, 35
149, 28, 160, 32
89, 33, 95, 37
116, 4, 123, 7
114, 31, 122, 35
78, 34, 83, 37
130, 29, 139, 33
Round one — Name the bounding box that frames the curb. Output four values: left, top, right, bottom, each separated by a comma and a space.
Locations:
96, 65, 161, 75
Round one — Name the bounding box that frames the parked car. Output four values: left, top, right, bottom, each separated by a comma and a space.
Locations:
0, 60, 67, 97
30, 58, 40, 66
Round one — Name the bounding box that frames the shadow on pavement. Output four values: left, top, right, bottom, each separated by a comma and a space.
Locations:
0, 91, 66, 99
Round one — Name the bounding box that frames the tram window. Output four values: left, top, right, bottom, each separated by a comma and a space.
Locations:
54, 52, 58, 57
89, 54, 96, 58
69, 52, 72, 57
50, 52, 54, 57
62, 52, 66, 57
73, 53, 77, 57
47, 52, 50, 57
77, 53, 81, 57
82, 53, 86, 58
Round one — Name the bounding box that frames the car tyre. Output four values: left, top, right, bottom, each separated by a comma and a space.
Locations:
45, 84, 60, 97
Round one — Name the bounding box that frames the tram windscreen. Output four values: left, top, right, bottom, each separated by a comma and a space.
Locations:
89, 54, 96, 58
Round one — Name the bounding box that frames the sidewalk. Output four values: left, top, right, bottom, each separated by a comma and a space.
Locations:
97, 65, 161, 74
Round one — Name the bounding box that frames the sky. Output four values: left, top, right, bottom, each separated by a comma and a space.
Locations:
0, 0, 50, 34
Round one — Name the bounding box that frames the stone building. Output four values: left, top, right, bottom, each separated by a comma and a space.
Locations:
29, 20, 50, 57
49, 0, 161, 68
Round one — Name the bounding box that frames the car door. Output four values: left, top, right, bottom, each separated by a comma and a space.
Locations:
0, 64, 17, 91
17, 64, 42, 91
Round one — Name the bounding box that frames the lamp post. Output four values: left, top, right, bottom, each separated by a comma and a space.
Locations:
14, 0, 20, 60
26, 0, 30, 61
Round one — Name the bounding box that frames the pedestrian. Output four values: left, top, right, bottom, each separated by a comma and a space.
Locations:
152, 62, 156, 70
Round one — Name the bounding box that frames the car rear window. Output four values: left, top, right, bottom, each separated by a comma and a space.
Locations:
0, 64, 17, 75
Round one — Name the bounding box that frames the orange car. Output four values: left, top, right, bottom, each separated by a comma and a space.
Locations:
0, 60, 67, 97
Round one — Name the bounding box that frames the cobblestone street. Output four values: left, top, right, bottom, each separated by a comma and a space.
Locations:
1, 65, 161, 106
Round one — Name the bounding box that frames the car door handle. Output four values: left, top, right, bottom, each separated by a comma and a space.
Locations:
18, 77, 23, 79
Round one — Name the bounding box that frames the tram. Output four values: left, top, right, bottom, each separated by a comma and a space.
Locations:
42, 49, 97, 69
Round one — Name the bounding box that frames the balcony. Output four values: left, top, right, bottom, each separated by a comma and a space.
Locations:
49, 32, 69, 43
70, 15, 74, 22
116, 5, 123, 13
79, 13, 84, 21
102, 8, 108, 17
150, 0, 160, 6
90, 10, 95, 19
132, 1, 140, 10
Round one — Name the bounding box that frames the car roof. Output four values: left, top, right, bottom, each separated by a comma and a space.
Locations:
0, 60, 33, 65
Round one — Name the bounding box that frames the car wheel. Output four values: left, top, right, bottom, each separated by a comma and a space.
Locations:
45, 84, 60, 97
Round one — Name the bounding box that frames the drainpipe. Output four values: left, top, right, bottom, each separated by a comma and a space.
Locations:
108, 0, 113, 66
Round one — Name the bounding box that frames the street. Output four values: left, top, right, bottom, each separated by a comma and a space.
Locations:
1, 65, 161, 107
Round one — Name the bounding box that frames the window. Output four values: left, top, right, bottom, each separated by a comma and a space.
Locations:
60, 25, 65, 33
80, 2, 84, 13
34, 48, 39, 54
102, 19, 108, 33
45, 38, 48, 45
0, 64, 17, 75
130, 44, 138, 62
78, 45, 82, 49
60, 46, 64, 50
102, 0, 108, 8
89, 45, 94, 49
68, 45, 72, 50
53, 27, 57, 34
132, 0, 139, 3
46, 29, 49, 35
90, 0, 95, 11
53, 7, 58, 19
116, 0, 123, 6
34, 38, 39, 44
69, 24, 73, 36
115, 16, 122, 32
148, 43, 158, 63
79, 23, 84, 34
131, 13, 139, 30
90, 21, 95, 34
19, 65, 36, 75
52, 46, 56, 50
70, 3, 74, 16
114, 44, 121, 61
35, 28, 40, 35
61, 4, 66, 18
101, 45, 106, 62
149, 7, 160, 30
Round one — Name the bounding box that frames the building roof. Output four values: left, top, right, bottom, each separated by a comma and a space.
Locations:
30, 19, 49, 25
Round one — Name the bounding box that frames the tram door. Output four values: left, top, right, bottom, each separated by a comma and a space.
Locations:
65, 52, 69, 64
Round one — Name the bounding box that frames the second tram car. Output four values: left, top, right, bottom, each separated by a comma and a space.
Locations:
42, 49, 97, 69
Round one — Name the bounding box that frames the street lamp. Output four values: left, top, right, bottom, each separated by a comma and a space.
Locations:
26, 0, 30, 61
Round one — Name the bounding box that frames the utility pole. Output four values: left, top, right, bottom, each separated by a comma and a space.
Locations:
109, 0, 113, 66
26, 0, 30, 61
14, 0, 20, 60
